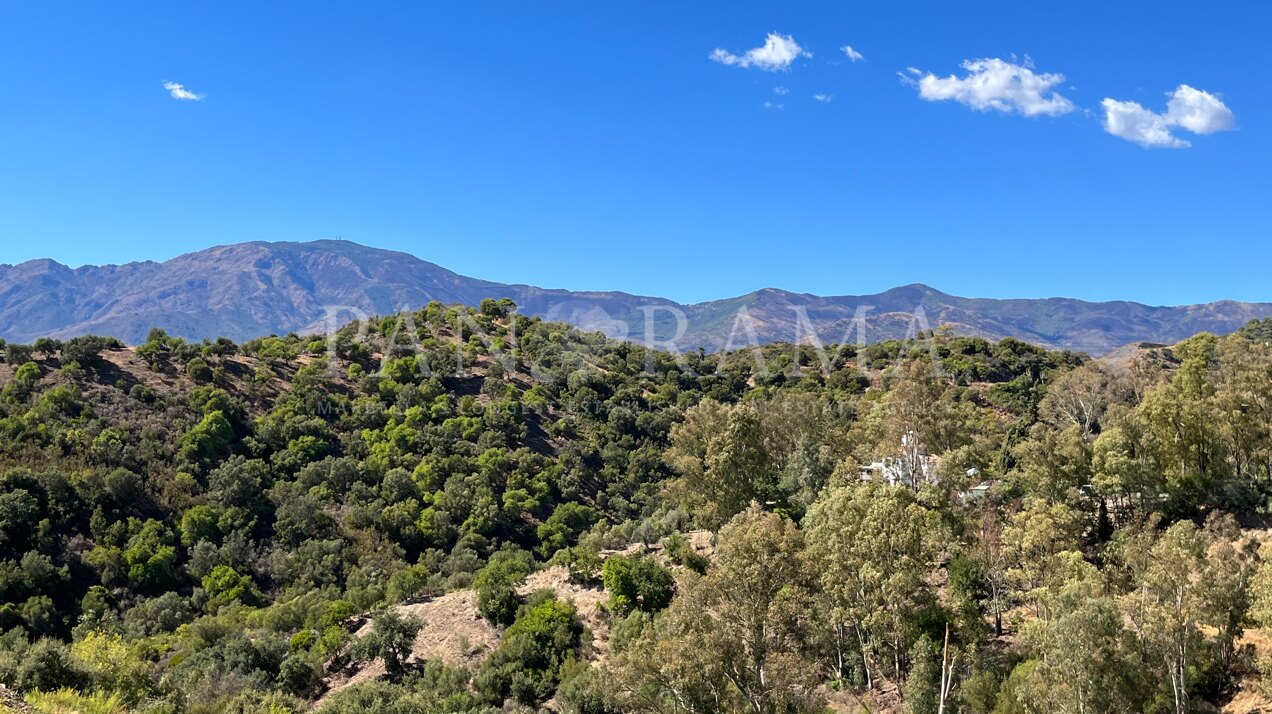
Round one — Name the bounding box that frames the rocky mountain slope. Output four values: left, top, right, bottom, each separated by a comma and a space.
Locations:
1, 239, 1268, 355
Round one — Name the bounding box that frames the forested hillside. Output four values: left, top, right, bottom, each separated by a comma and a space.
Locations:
4, 303, 1272, 713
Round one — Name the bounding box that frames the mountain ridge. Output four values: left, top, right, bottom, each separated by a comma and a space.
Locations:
1, 239, 1269, 355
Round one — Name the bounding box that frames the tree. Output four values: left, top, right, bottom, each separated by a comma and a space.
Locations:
903, 635, 940, 714
32, 338, 61, 359
123, 519, 179, 592
351, 608, 424, 680
1251, 541, 1272, 694
667, 400, 774, 528
1023, 574, 1141, 713
758, 391, 841, 509
1119, 520, 1207, 714
705, 505, 821, 713
186, 357, 214, 383
16, 638, 86, 692
1001, 499, 1085, 619
609, 505, 822, 714
3, 361, 41, 402
992, 659, 1046, 714
1197, 513, 1256, 679
1009, 424, 1092, 501
1038, 362, 1111, 438
473, 548, 534, 626
1135, 334, 1227, 511
1211, 335, 1272, 504
537, 503, 600, 558
278, 652, 322, 697
602, 555, 675, 616
1092, 419, 1166, 514
558, 661, 619, 714
62, 335, 117, 368
4, 342, 33, 366
202, 565, 260, 612
0, 486, 40, 552
805, 484, 947, 688
180, 410, 236, 469
479, 298, 516, 318
967, 510, 1011, 637
664, 532, 709, 574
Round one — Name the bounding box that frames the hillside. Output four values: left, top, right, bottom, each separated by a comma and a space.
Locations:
2, 240, 1271, 355
3, 305, 1272, 712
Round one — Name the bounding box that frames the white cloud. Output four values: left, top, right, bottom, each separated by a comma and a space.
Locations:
841, 45, 864, 62
772, 86, 789, 96
1102, 85, 1236, 148
163, 81, 204, 101
907, 58, 1074, 117
711, 33, 810, 71
1166, 85, 1236, 134
1101, 99, 1188, 148
812, 93, 833, 103
763, 101, 784, 111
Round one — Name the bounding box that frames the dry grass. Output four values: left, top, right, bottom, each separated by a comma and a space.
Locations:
316, 589, 500, 707
316, 531, 715, 705
824, 679, 905, 713
0, 685, 37, 714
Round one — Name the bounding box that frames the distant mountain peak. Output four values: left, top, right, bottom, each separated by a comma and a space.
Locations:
0, 239, 1268, 355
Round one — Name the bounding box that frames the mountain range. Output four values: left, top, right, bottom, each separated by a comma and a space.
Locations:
1, 239, 1268, 356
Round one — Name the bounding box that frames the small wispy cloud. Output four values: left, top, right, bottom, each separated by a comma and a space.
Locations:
163, 81, 204, 101
763, 101, 784, 111
1102, 85, 1236, 148
812, 93, 833, 103
711, 33, 811, 72
773, 86, 789, 96
841, 45, 864, 62
904, 57, 1074, 117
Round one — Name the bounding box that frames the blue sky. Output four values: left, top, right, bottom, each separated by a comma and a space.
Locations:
0, 2, 1267, 306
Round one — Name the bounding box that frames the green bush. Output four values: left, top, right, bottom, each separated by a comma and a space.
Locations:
664, 532, 709, 574
557, 660, 618, 714
536, 503, 600, 558
16, 638, 86, 693
277, 651, 322, 697
24, 688, 129, 714
472, 548, 534, 627
601, 555, 675, 615
186, 357, 214, 383
201, 565, 260, 612
475, 597, 583, 706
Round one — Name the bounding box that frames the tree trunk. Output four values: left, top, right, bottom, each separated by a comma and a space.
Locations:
856, 626, 873, 690
834, 621, 844, 677
938, 624, 955, 714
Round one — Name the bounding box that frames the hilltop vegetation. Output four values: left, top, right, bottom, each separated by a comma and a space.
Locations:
3, 304, 1272, 712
